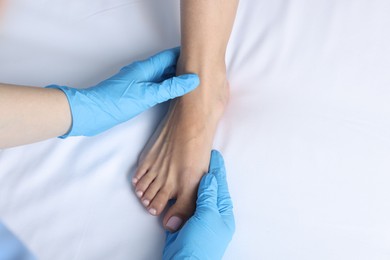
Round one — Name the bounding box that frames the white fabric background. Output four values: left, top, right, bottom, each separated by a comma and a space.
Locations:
1, 0, 390, 259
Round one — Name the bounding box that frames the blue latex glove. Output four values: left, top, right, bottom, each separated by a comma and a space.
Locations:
0, 221, 36, 260
47, 47, 199, 138
163, 150, 235, 260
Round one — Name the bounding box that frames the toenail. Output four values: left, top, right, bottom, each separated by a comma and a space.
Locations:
166, 216, 183, 232
142, 199, 150, 207
132, 178, 138, 185
136, 191, 143, 198
149, 208, 157, 215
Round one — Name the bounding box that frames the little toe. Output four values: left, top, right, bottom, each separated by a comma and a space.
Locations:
147, 188, 172, 216
163, 193, 196, 232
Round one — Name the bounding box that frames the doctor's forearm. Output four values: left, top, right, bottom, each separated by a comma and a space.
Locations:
0, 83, 71, 148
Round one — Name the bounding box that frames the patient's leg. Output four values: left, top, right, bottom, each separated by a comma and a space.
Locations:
133, 0, 238, 232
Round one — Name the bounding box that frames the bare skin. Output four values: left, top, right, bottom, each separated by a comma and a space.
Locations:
0, 83, 71, 148
133, 0, 239, 232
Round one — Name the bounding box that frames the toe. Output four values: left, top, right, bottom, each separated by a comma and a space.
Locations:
147, 187, 172, 216
163, 192, 197, 232
141, 179, 162, 207
135, 170, 157, 198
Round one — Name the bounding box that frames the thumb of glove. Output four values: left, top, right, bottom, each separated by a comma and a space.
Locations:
196, 173, 218, 211
150, 74, 200, 104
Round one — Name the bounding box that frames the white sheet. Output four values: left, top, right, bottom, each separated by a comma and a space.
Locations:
1, 0, 390, 259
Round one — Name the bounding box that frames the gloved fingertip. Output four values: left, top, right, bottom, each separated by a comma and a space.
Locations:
155, 47, 180, 65
176, 74, 200, 90
209, 150, 226, 174
211, 150, 224, 164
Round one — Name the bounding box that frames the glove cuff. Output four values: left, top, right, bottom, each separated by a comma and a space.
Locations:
45, 85, 80, 138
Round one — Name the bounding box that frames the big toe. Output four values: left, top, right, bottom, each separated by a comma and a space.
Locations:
163, 192, 197, 232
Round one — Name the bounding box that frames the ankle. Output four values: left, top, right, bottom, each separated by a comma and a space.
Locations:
177, 53, 226, 77
177, 50, 226, 70
176, 79, 229, 123
175, 55, 229, 120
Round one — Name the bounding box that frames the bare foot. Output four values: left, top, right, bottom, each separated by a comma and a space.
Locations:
132, 68, 228, 232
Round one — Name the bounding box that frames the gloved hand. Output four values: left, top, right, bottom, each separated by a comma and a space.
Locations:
46, 47, 199, 138
0, 221, 36, 260
163, 150, 235, 260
